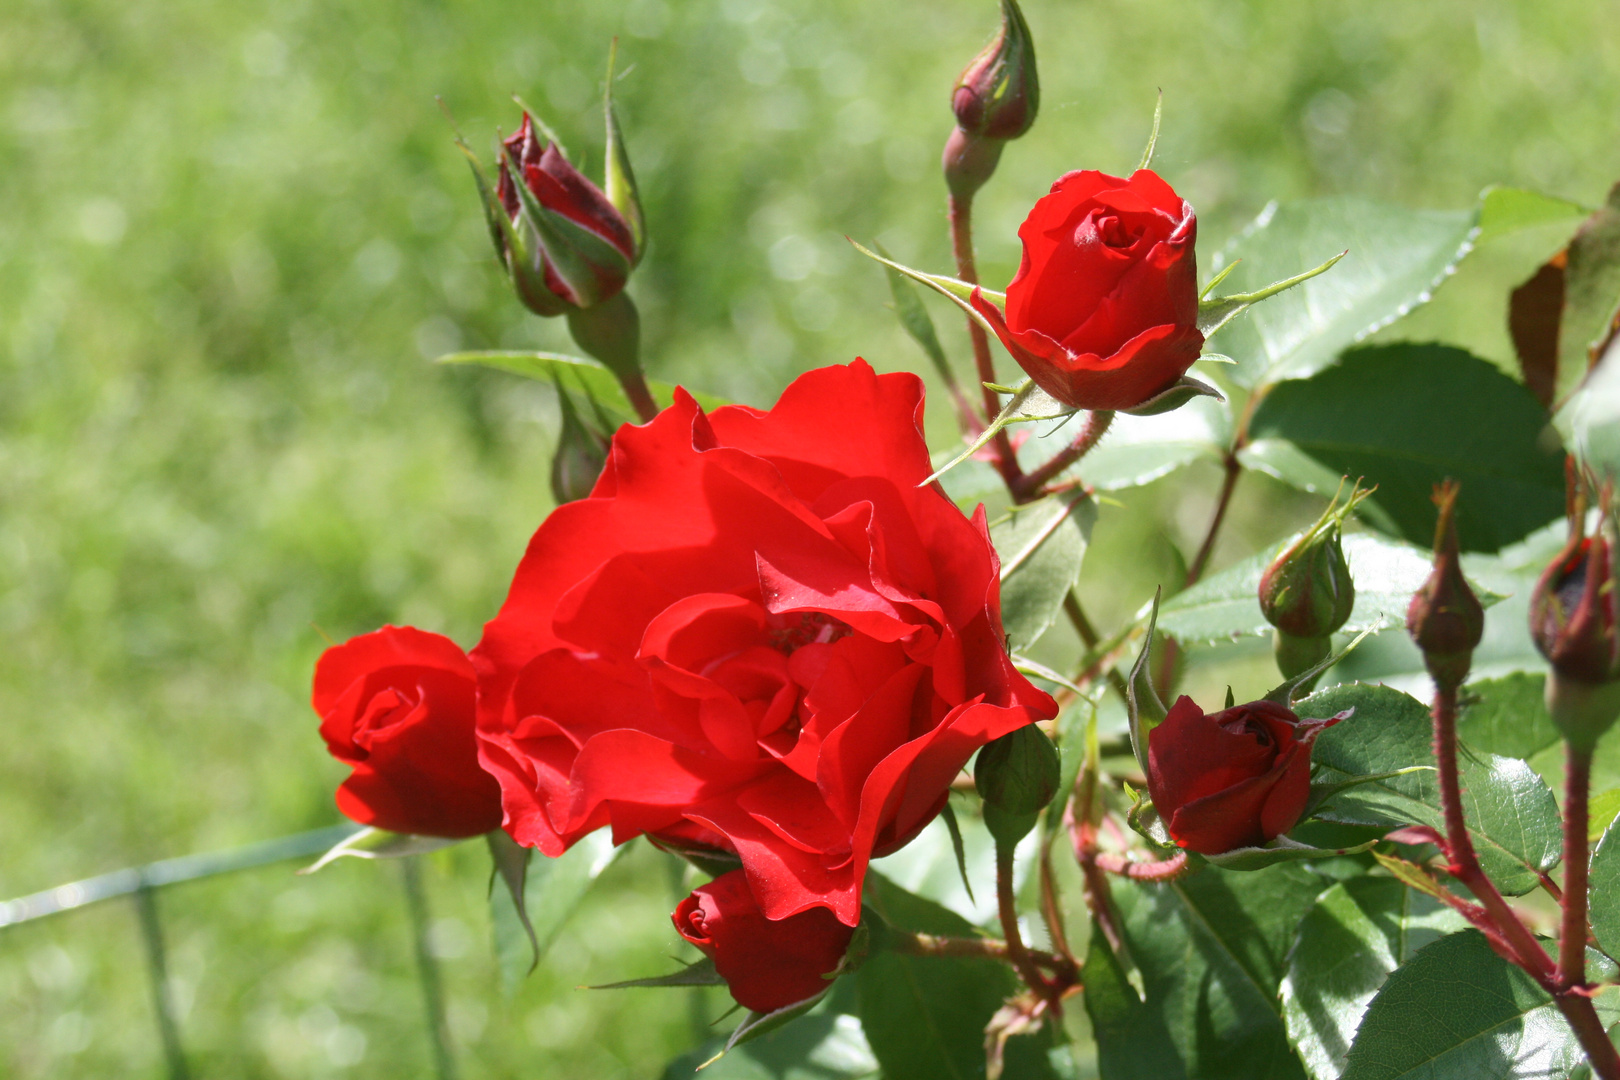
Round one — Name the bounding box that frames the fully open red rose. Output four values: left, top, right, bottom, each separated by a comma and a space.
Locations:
314, 626, 503, 838
1146, 696, 1343, 855
971, 169, 1202, 411
472, 361, 1055, 925
673, 869, 854, 1013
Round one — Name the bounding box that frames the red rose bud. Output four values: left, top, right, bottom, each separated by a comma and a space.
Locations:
1406, 481, 1484, 693
1146, 697, 1343, 855
974, 722, 1059, 846
951, 0, 1038, 141
1530, 505, 1620, 745
492, 113, 639, 316
313, 626, 504, 838
673, 870, 854, 1013
970, 169, 1204, 412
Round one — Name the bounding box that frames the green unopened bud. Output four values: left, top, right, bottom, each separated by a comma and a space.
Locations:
1260, 481, 1364, 639
1406, 481, 1484, 692
975, 724, 1059, 847
951, 0, 1038, 141
549, 379, 608, 505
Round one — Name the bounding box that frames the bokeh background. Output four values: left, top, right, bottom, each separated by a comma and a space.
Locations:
3, 0, 1618, 1075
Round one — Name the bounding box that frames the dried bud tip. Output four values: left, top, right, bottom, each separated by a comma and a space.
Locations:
1406, 480, 1484, 691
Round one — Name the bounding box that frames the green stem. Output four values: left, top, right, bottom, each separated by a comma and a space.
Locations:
949, 192, 1023, 491
403, 858, 459, 1080
133, 885, 190, 1080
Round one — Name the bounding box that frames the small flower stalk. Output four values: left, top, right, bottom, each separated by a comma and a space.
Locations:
943, 0, 1038, 201
1530, 483, 1620, 749
549, 378, 610, 505
1259, 480, 1368, 687
1406, 481, 1484, 694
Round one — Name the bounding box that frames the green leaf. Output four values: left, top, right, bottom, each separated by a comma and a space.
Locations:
1246, 344, 1566, 552
856, 874, 1056, 1080
1199, 834, 1377, 872
1090, 862, 1327, 1080
1475, 185, 1591, 245
1340, 931, 1614, 1080
1556, 182, 1620, 406
1590, 788, 1620, 844
490, 829, 621, 992
1558, 339, 1620, 483
1588, 815, 1620, 959
1280, 877, 1468, 1080
437, 350, 730, 420
1301, 683, 1563, 895
1457, 672, 1561, 762
1207, 197, 1477, 389
1157, 532, 1502, 646
870, 811, 1033, 928
991, 493, 1096, 652
661, 1001, 879, 1080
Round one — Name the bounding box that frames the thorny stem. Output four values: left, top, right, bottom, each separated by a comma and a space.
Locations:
1093, 850, 1191, 882
1155, 451, 1244, 693
1064, 592, 1131, 705
886, 929, 1076, 980
1560, 742, 1595, 990
996, 843, 1057, 1002
1013, 411, 1116, 501
949, 192, 1024, 491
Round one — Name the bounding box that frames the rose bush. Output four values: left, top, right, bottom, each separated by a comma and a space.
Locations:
971, 168, 1202, 411
472, 360, 1055, 925
313, 626, 504, 838
673, 869, 854, 1012
1145, 696, 1343, 855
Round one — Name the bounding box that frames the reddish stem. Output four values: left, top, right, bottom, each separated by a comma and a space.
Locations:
1013, 410, 1115, 501
1560, 742, 1594, 990
995, 843, 1055, 1002
1557, 995, 1620, 1079
948, 192, 1023, 492
1431, 685, 1556, 985
1186, 452, 1243, 586
1093, 850, 1191, 882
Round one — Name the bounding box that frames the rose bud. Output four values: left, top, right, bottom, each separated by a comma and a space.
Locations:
1259, 482, 1366, 683
1530, 503, 1620, 746
974, 723, 1060, 847
951, 0, 1038, 141
549, 379, 609, 505
1146, 696, 1344, 855
493, 112, 640, 317
969, 170, 1204, 412
1406, 481, 1484, 694
673, 870, 854, 1013
313, 626, 504, 838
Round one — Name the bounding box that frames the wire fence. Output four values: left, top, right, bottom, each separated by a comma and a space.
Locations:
0, 824, 458, 1079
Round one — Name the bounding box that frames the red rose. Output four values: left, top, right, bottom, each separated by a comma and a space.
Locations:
1146, 696, 1342, 855
314, 626, 504, 838
673, 869, 854, 1013
971, 169, 1203, 411
473, 361, 1055, 925
494, 113, 638, 316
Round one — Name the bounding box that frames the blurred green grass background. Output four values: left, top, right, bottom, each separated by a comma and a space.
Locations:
2, 0, 1618, 1075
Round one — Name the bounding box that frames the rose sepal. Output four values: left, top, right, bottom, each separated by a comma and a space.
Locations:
602, 40, 646, 265
645, 835, 744, 878
1123, 783, 1174, 849
298, 826, 460, 875
1260, 625, 1376, 706
589, 955, 729, 990
699, 988, 837, 1068
1125, 588, 1168, 774
921, 376, 1075, 486
1118, 374, 1224, 417
849, 238, 1007, 328
1194, 833, 1378, 872
454, 133, 573, 318
1302, 764, 1436, 820
1197, 249, 1347, 337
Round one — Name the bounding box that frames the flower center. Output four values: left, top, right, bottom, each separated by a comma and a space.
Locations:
767, 612, 853, 655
